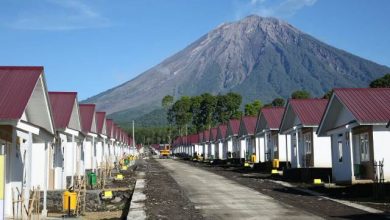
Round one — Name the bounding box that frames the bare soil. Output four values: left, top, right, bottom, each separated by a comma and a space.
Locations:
142, 158, 204, 220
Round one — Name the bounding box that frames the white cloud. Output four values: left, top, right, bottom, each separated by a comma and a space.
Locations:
7, 0, 110, 31
235, 0, 317, 19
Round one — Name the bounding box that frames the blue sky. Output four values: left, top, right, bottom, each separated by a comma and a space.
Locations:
0, 0, 389, 100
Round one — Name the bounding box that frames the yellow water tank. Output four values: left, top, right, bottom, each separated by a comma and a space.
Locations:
272, 159, 279, 168
116, 174, 124, 180
251, 154, 256, 163
63, 191, 77, 211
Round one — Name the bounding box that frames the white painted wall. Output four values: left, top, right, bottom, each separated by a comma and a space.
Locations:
218, 142, 223, 159
277, 134, 291, 162
31, 143, 46, 188
372, 126, 390, 182
240, 138, 246, 159
84, 141, 92, 170
313, 131, 332, 168
210, 143, 215, 159
256, 135, 265, 162
96, 141, 103, 168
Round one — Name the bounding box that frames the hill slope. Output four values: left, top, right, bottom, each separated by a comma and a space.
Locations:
84, 15, 390, 123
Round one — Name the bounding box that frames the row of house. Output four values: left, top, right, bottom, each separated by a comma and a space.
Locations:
173, 88, 390, 185
0, 66, 135, 218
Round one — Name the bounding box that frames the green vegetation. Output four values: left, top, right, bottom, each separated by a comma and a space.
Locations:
291, 90, 311, 99
244, 100, 263, 116
370, 74, 390, 88
167, 92, 243, 135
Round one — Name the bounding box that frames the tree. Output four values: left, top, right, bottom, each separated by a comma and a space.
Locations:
213, 92, 242, 124
190, 96, 203, 132
162, 95, 174, 143
244, 100, 263, 116
271, 98, 285, 107
291, 90, 311, 99
199, 93, 217, 129
162, 95, 174, 110
170, 96, 192, 135
370, 74, 390, 88
322, 90, 333, 99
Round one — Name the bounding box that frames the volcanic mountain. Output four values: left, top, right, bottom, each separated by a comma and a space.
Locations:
84, 15, 390, 123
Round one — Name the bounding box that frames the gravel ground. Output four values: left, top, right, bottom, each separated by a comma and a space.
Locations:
180, 160, 390, 220
142, 158, 204, 220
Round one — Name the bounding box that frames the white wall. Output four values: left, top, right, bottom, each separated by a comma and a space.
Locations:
256, 135, 265, 162
240, 138, 246, 159
96, 141, 103, 167
84, 141, 93, 170
277, 134, 291, 162
218, 142, 223, 159
372, 126, 390, 182
31, 143, 46, 188
313, 131, 332, 168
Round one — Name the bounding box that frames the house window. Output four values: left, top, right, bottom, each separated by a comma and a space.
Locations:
303, 133, 312, 154
359, 133, 369, 162
338, 141, 343, 162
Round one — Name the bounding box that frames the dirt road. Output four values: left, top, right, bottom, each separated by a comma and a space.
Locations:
157, 159, 320, 220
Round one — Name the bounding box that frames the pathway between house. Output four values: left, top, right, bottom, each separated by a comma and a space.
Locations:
158, 159, 321, 220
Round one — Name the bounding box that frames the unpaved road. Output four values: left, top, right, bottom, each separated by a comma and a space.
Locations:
142, 158, 204, 220
158, 159, 320, 220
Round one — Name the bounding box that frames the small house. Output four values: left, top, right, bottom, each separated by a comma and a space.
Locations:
238, 116, 257, 162
279, 99, 331, 169
317, 88, 390, 184
79, 104, 98, 173
255, 107, 290, 166
225, 119, 241, 162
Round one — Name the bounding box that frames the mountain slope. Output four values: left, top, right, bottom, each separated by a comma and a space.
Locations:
84, 15, 390, 123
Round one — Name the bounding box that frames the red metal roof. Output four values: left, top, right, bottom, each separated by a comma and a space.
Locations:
79, 104, 96, 133
218, 124, 227, 139
241, 116, 257, 135
189, 134, 199, 144
198, 132, 204, 143
106, 119, 113, 138
203, 129, 210, 142
228, 119, 240, 135
48, 92, 77, 129
95, 112, 106, 134
334, 88, 390, 124
0, 66, 43, 120
261, 107, 285, 129
289, 99, 328, 126
209, 127, 218, 141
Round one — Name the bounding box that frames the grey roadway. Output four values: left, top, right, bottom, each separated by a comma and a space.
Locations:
158, 159, 322, 220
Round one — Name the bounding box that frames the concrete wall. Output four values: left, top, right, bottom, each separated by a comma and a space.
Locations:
372, 125, 390, 182
84, 141, 93, 170
96, 141, 103, 168
313, 131, 332, 168
31, 143, 46, 189
277, 134, 291, 162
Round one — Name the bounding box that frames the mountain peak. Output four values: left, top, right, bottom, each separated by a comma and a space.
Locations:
85, 16, 390, 123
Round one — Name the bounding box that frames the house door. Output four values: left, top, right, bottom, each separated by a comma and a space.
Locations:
271, 132, 279, 160
302, 130, 314, 167
353, 129, 374, 180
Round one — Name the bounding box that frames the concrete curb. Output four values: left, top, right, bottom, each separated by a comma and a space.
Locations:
127, 172, 146, 220
269, 180, 385, 214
